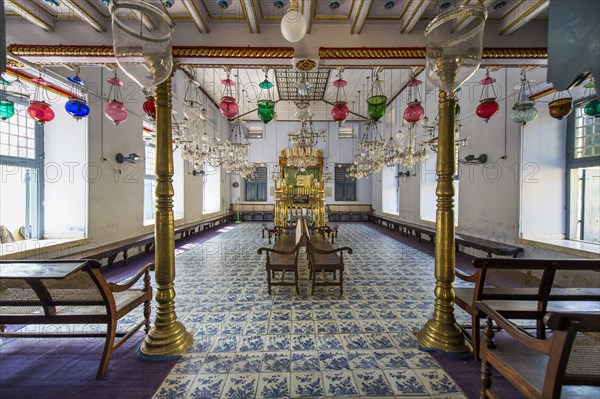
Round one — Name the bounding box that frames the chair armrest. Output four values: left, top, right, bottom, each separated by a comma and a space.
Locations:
257, 244, 301, 256
108, 263, 154, 293
475, 301, 543, 346
456, 269, 478, 282
309, 244, 353, 256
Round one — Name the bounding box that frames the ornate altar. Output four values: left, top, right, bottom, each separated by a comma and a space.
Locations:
274, 149, 325, 227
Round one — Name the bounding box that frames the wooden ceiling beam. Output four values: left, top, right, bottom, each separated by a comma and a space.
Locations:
6, 0, 54, 31
350, 0, 373, 35
401, 0, 431, 34
181, 0, 209, 33
60, 0, 106, 32
241, 0, 260, 34
499, 0, 548, 36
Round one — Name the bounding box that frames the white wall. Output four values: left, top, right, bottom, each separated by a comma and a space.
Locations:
43, 96, 88, 239
235, 119, 372, 205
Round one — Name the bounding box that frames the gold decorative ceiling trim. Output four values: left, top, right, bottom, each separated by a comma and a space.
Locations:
319, 47, 548, 59
7, 45, 295, 59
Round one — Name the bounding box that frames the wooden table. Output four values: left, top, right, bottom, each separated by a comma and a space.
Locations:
0, 261, 87, 279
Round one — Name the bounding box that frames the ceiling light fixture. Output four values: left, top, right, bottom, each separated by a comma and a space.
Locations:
109, 0, 174, 90
281, 0, 307, 43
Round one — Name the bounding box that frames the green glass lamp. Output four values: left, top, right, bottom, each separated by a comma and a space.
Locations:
257, 72, 276, 124
367, 75, 387, 121
0, 76, 15, 120
583, 80, 600, 117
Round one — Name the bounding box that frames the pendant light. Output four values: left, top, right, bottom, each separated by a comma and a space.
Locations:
109, 0, 175, 90
281, 0, 307, 43
511, 70, 538, 126
257, 68, 276, 124
331, 71, 349, 125
476, 69, 499, 123
0, 76, 15, 120
403, 78, 425, 123
548, 90, 573, 120
143, 93, 156, 120
582, 79, 600, 117
367, 73, 387, 121
219, 70, 238, 119
27, 74, 55, 125
65, 71, 90, 121
104, 72, 129, 126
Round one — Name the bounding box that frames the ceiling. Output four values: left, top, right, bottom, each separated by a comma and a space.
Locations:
3, 0, 550, 121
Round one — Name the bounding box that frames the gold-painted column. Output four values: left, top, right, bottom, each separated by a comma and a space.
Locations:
140, 75, 193, 357
416, 91, 470, 356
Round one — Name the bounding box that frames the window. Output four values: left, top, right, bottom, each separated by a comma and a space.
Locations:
246, 126, 263, 139
381, 165, 399, 214
245, 166, 267, 202
334, 165, 356, 201
567, 100, 600, 243
338, 127, 354, 139
203, 163, 221, 213
0, 100, 42, 239
143, 142, 157, 223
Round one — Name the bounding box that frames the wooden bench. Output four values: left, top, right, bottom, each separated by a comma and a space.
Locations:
0, 259, 153, 379
372, 214, 523, 257
477, 302, 600, 399
327, 204, 373, 221
68, 212, 235, 267
302, 219, 353, 295
454, 258, 600, 359
238, 204, 275, 221
257, 222, 304, 294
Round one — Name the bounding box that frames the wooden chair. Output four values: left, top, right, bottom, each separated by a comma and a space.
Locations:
476, 301, 600, 399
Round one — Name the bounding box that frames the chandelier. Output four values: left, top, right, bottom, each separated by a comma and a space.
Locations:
422, 114, 468, 152
348, 120, 387, 179
285, 112, 327, 169
384, 125, 429, 168
222, 119, 254, 179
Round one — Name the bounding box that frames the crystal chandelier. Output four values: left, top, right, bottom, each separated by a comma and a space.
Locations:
384, 125, 429, 168
348, 120, 386, 178
222, 119, 254, 179
422, 114, 468, 153
285, 112, 327, 169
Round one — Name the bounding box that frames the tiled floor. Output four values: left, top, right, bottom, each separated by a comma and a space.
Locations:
150, 222, 470, 398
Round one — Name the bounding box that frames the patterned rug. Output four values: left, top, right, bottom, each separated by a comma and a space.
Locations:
153, 222, 473, 398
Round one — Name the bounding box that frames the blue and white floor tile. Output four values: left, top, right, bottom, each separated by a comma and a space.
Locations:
152, 223, 468, 398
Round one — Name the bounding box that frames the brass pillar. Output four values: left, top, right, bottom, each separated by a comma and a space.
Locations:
416, 91, 470, 356
140, 75, 193, 357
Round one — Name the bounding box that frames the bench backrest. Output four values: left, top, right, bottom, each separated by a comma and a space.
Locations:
471, 258, 600, 303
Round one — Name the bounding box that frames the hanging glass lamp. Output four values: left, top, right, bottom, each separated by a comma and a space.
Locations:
582, 80, 600, 117
27, 76, 55, 125
0, 76, 15, 120
548, 93, 573, 120
331, 74, 349, 125
109, 0, 175, 90
367, 74, 387, 121
65, 74, 90, 121
104, 73, 129, 125
403, 78, 425, 124
143, 95, 156, 120
476, 70, 499, 123
219, 75, 238, 119
512, 70, 538, 126
257, 72, 275, 124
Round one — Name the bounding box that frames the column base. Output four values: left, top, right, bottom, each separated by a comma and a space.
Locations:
415, 319, 472, 357
139, 321, 193, 358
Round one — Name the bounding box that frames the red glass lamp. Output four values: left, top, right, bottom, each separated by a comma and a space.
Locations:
476, 71, 499, 123
219, 76, 238, 119
27, 76, 55, 125
104, 73, 128, 126
403, 78, 425, 124
331, 75, 349, 125
143, 95, 156, 120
